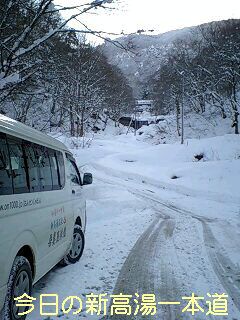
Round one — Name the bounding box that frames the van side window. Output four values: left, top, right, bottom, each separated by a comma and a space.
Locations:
66, 155, 81, 186
7, 138, 29, 194
24, 143, 40, 192
38, 146, 52, 191
56, 151, 65, 189
0, 134, 13, 195
0, 133, 65, 194
49, 150, 61, 190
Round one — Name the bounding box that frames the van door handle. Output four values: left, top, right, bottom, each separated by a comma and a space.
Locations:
72, 190, 75, 194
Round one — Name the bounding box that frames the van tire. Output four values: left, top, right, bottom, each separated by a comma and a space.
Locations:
3, 256, 33, 320
60, 225, 85, 266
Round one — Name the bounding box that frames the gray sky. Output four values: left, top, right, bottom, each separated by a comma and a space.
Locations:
55, 0, 240, 43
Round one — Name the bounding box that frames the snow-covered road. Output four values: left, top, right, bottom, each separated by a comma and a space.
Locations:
28, 133, 240, 320
93, 165, 240, 320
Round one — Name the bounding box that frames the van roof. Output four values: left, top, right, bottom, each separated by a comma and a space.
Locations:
0, 115, 70, 152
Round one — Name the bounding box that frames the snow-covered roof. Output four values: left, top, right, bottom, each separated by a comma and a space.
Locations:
137, 100, 153, 105
0, 115, 69, 152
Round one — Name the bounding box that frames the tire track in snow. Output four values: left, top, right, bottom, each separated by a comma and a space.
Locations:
198, 218, 240, 311
129, 188, 240, 317
94, 170, 215, 223
124, 183, 240, 316
92, 165, 239, 318
90, 162, 240, 205
107, 215, 187, 320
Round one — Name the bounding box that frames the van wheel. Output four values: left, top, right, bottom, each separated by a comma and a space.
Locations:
60, 225, 85, 266
4, 256, 33, 320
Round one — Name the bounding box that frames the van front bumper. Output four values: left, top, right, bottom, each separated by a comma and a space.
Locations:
0, 284, 7, 312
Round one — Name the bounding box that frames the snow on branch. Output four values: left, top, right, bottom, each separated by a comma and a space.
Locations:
0, 0, 116, 96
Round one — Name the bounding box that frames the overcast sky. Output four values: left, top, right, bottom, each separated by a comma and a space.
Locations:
55, 0, 240, 43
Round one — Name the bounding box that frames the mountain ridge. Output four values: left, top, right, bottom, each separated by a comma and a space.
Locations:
100, 19, 239, 98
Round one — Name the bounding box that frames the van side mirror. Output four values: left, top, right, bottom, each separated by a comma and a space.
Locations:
83, 173, 93, 185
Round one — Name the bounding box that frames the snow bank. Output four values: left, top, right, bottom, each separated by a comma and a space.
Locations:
96, 134, 240, 202
137, 114, 234, 144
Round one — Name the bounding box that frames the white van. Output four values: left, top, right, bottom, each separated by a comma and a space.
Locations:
0, 115, 92, 319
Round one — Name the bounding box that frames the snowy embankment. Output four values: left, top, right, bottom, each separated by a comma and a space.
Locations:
137, 113, 234, 144
28, 132, 240, 320
95, 134, 240, 203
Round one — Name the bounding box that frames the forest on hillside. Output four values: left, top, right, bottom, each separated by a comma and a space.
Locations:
148, 19, 240, 135
0, 1, 239, 138
0, 0, 134, 137
102, 19, 240, 136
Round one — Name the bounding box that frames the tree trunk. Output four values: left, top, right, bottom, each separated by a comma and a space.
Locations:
233, 110, 239, 134
231, 75, 239, 134
50, 99, 56, 131
70, 104, 75, 136
176, 97, 181, 136
80, 110, 84, 137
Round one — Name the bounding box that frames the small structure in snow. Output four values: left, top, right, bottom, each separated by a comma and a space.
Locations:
136, 100, 154, 113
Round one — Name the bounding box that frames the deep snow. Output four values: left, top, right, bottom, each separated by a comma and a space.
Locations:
27, 130, 240, 319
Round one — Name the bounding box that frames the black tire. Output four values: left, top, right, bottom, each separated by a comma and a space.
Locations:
60, 225, 85, 266
3, 256, 33, 320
